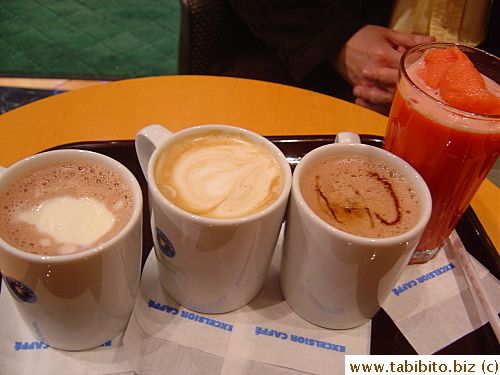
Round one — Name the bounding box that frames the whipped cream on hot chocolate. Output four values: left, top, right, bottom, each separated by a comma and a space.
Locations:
18, 196, 115, 250
0, 160, 134, 256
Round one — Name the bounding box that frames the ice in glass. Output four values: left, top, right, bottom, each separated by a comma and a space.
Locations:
384, 43, 500, 264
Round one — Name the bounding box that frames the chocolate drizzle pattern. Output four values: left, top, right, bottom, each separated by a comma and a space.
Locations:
301, 154, 419, 238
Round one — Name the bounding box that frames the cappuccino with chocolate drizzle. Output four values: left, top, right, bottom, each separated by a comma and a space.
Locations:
300, 154, 421, 238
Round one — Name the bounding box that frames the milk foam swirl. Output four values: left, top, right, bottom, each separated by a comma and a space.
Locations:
155, 132, 284, 219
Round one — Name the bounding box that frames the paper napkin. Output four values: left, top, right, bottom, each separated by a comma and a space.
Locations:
127, 233, 371, 375
2, 228, 498, 374
383, 231, 500, 354
0, 282, 134, 375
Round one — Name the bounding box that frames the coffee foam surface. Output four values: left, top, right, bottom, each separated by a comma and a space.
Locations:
0, 160, 134, 256
155, 131, 284, 219
301, 154, 421, 238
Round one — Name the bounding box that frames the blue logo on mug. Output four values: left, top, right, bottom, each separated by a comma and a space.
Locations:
4, 276, 37, 303
156, 228, 175, 258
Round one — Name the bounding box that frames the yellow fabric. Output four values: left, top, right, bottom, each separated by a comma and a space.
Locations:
389, 0, 492, 46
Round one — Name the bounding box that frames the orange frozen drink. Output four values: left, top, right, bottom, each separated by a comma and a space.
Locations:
384, 43, 500, 264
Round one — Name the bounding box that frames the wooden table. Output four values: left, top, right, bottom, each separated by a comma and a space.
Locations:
0, 75, 498, 251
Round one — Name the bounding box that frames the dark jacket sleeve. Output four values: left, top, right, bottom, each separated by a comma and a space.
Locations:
226, 0, 366, 82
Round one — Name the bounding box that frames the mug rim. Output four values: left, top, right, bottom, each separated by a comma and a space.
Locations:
147, 124, 293, 224
293, 142, 432, 245
0, 149, 143, 263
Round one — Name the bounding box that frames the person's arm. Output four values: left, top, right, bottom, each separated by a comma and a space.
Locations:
227, 0, 434, 115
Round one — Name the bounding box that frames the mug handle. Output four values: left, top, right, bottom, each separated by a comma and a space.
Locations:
135, 124, 174, 180
334, 132, 361, 144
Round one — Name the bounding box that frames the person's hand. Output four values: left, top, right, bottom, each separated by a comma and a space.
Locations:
329, 25, 435, 114
353, 66, 400, 115
352, 46, 407, 114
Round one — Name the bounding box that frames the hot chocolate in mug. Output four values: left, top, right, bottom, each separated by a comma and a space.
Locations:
280, 132, 432, 329
0, 149, 143, 350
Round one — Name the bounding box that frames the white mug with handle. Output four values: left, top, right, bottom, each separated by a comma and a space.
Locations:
135, 124, 292, 314
0, 149, 143, 350
280, 132, 432, 329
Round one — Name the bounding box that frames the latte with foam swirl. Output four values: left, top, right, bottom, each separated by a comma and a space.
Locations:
154, 131, 285, 219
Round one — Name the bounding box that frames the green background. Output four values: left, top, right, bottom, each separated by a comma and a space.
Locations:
0, 0, 180, 79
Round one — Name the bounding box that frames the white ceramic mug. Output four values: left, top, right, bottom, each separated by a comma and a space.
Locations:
280, 132, 432, 329
135, 124, 292, 314
0, 150, 143, 350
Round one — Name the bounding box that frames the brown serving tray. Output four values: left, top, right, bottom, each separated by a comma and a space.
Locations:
44, 135, 499, 355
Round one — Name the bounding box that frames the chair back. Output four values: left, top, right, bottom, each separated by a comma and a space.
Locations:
178, 0, 246, 75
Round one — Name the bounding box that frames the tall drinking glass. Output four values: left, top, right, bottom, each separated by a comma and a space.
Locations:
384, 42, 500, 264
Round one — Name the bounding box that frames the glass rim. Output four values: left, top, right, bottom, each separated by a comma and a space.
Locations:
400, 42, 500, 119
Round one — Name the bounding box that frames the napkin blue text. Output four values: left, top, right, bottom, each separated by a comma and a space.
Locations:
148, 299, 233, 331
14, 340, 111, 351
391, 262, 456, 296
255, 326, 346, 353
